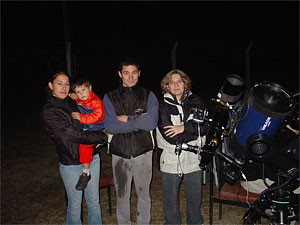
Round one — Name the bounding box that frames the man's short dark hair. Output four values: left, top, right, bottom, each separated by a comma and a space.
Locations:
119, 58, 141, 72
71, 76, 91, 91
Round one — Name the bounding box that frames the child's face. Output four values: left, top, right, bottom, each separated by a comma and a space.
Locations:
74, 85, 91, 101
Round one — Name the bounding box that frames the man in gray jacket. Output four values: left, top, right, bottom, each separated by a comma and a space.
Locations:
103, 58, 158, 225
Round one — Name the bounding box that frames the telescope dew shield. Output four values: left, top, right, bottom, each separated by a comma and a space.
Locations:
217, 74, 245, 104
234, 81, 293, 148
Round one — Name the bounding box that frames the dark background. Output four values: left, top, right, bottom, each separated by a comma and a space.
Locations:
2, 1, 299, 109
1, 2, 299, 224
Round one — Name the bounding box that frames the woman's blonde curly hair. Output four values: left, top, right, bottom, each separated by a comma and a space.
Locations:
160, 69, 192, 100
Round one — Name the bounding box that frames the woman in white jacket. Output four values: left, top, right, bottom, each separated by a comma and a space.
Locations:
156, 69, 208, 225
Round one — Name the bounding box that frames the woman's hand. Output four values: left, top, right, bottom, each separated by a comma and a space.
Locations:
164, 125, 184, 138
95, 143, 102, 148
286, 124, 299, 135
102, 129, 109, 137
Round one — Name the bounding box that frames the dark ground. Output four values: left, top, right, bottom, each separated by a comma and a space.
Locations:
1, 107, 290, 225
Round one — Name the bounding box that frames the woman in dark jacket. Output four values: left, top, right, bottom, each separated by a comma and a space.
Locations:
41, 71, 107, 225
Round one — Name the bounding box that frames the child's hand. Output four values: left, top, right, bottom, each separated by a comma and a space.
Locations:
71, 112, 80, 121
68, 92, 78, 100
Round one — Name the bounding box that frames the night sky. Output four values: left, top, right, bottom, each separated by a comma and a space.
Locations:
2, 1, 299, 109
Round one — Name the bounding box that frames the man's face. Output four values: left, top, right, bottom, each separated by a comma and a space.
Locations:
74, 85, 91, 101
118, 65, 140, 87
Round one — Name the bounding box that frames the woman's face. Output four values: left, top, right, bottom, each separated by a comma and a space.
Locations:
48, 74, 70, 99
168, 73, 185, 99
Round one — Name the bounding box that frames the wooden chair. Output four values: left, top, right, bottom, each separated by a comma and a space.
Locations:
99, 175, 114, 215
209, 156, 260, 225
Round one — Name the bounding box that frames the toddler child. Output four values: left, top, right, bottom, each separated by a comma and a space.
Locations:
71, 77, 105, 190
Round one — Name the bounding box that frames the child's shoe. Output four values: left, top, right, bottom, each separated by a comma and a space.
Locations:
75, 173, 91, 190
